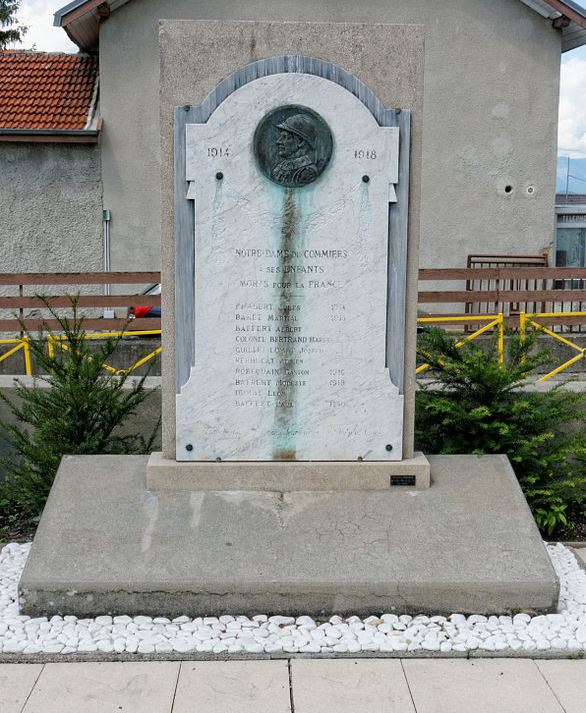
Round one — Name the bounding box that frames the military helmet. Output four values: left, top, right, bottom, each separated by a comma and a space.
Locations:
276, 113, 317, 149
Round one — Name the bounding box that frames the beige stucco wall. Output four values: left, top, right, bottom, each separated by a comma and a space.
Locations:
0, 142, 103, 330
0, 143, 102, 273
99, 0, 561, 271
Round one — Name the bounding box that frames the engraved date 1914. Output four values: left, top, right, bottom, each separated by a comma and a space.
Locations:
207, 146, 230, 157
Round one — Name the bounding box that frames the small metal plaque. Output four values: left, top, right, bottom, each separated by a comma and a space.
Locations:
390, 475, 417, 487
253, 105, 333, 188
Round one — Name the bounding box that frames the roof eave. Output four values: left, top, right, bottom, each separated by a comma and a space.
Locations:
0, 129, 100, 144
561, 25, 586, 50
63, 23, 97, 53
520, 0, 586, 50
0, 124, 102, 144
54, 0, 108, 52
56, 0, 586, 52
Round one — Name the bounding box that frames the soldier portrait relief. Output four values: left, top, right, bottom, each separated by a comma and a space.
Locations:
272, 114, 319, 185
254, 105, 333, 188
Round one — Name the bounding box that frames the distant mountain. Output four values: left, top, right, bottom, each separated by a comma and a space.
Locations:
557, 156, 586, 194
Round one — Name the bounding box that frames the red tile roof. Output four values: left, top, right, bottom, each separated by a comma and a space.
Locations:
0, 51, 98, 130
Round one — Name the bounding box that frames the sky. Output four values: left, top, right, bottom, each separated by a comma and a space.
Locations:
559, 44, 586, 159
10, 1, 586, 165
16, 0, 77, 53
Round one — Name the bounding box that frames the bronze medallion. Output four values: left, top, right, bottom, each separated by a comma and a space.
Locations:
254, 105, 333, 188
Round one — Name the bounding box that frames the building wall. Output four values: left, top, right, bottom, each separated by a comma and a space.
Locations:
0, 143, 102, 272
99, 0, 561, 271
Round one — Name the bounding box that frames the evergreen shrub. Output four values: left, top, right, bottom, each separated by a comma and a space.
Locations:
0, 300, 159, 519
415, 328, 586, 536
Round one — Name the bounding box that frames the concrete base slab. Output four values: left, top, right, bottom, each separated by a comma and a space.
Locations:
146, 451, 431, 490
19, 454, 558, 617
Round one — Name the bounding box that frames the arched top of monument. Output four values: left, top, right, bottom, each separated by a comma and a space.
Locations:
190, 55, 400, 128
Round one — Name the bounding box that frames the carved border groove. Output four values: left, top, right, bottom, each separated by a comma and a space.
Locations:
174, 55, 410, 394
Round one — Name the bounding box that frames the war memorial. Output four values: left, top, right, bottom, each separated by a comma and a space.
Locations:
18, 21, 558, 617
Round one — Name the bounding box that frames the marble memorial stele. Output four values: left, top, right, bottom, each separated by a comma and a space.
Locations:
175, 70, 407, 463
20, 33, 557, 622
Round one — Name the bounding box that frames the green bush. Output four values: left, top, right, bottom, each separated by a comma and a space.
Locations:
415, 328, 586, 536
0, 300, 159, 518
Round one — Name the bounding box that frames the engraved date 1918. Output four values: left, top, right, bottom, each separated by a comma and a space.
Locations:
354, 149, 377, 159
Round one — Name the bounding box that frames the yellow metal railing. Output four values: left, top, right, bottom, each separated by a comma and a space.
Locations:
418, 311, 586, 381
416, 314, 504, 374
0, 337, 31, 375
1, 330, 162, 376
1, 314, 586, 381
519, 312, 586, 382
47, 330, 162, 376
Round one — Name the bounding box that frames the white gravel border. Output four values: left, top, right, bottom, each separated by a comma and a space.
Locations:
1, 542, 585, 655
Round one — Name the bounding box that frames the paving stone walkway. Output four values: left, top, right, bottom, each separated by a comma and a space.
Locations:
1, 658, 585, 712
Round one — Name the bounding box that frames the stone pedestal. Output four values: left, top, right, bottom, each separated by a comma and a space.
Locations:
146, 451, 431, 490
19, 454, 558, 618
